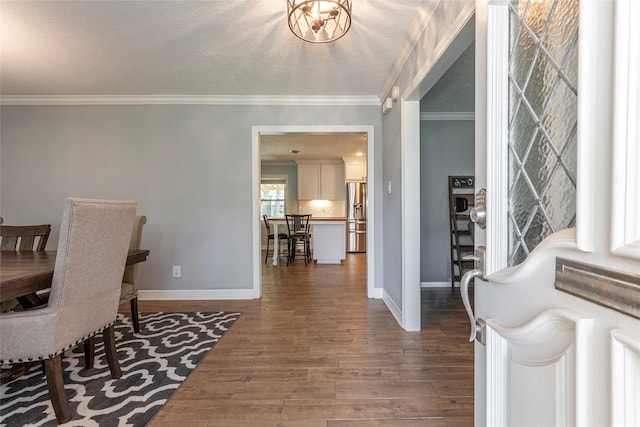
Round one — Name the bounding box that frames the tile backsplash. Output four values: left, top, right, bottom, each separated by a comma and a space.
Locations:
298, 200, 346, 218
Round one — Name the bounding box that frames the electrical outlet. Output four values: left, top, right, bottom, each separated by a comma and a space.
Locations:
172, 265, 181, 278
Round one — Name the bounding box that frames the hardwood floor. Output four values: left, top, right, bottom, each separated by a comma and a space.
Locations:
134, 253, 474, 426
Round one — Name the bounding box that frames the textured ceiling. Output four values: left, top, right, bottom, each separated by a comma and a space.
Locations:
420, 43, 475, 112
261, 132, 368, 163
1, 0, 430, 98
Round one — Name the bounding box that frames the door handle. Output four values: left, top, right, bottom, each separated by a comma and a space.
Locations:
460, 247, 487, 342
460, 268, 482, 342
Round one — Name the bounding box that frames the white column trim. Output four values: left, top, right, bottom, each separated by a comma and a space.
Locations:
485, 1, 510, 275
252, 128, 262, 299
401, 100, 421, 331
575, 0, 598, 253
611, 329, 640, 427
486, 322, 508, 427
611, 0, 640, 260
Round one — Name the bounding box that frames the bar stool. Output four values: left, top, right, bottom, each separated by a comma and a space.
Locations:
286, 214, 311, 265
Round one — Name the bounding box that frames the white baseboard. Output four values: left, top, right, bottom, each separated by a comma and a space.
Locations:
141, 287, 384, 301
139, 289, 258, 300
421, 281, 458, 288
369, 287, 383, 299
382, 290, 403, 328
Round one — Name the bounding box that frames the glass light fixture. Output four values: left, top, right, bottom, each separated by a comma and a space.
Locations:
287, 0, 352, 43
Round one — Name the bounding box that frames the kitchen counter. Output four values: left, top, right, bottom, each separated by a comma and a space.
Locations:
269, 218, 346, 265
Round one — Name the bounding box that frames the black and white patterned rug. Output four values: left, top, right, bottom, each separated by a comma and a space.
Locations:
0, 311, 240, 426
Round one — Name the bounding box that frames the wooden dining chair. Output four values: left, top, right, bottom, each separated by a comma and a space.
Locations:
285, 214, 312, 265
263, 215, 288, 264
0, 197, 136, 424
0, 224, 51, 252
0, 224, 52, 309
120, 215, 147, 333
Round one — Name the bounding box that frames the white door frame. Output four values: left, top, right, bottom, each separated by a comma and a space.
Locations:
401, 9, 476, 331
252, 125, 376, 299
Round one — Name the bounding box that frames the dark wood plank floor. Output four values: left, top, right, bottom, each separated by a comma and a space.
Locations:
133, 253, 474, 427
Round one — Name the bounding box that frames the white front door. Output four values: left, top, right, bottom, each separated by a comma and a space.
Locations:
471, 1, 640, 426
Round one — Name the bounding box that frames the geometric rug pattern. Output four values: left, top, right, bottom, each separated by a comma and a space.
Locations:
0, 311, 240, 426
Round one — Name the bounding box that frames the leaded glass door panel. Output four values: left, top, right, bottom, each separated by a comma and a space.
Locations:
507, 0, 578, 266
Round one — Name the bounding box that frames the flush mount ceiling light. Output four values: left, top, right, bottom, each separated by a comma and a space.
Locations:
287, 0, 352, 43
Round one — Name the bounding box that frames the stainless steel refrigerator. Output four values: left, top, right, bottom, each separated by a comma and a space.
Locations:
346, 182, 367, 252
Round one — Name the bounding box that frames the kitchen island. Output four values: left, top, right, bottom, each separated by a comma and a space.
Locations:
270, 217, 346, 265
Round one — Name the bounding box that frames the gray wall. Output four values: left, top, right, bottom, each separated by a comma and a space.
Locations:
381, 100, 403, 305
420, 120, 474, 283
0, 104, 382, 293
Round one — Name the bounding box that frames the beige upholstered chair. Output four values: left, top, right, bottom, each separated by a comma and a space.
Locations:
84, 215, 146, 369
0, 198, 136, 423
120, 215, 146, 333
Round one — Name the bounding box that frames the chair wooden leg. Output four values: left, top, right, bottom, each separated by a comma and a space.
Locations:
287, 238, 294, 265
103, 325, 122, 379
265, 237, 270, 264
130, 298, 140, 333
44, 355, 72, 424
83, 336, 95, 369
303, 240, 308, 265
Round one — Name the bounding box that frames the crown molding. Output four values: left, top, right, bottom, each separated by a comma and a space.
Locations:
420, 112, 474, 120
0, 94, 381, 106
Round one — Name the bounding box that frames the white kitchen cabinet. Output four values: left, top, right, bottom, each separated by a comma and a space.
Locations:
344, 159, 367, 181
297, 161, 345, 200
297, 164, 321, 200
319, 163, 345, 199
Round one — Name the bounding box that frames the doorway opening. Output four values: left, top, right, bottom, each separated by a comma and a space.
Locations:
251, 125, 376, 299
419, 43, 476, 289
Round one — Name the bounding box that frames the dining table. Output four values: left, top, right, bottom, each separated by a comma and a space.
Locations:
0, 249, 150, 302
0, 249, 150, 385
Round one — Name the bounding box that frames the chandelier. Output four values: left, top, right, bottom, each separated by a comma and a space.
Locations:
287, 0, 352, 43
